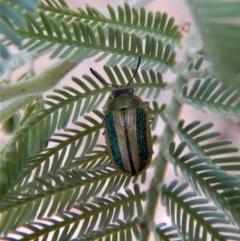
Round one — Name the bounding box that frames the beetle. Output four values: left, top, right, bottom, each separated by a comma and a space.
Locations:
90, 56, 153, 176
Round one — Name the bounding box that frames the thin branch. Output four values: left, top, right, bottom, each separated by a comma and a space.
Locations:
0, 59, 78, 102
140, 57, 187, 241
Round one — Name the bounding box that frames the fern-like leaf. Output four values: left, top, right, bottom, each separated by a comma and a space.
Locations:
71, 218, 140, 241
1, 165, 134, 234
161, 180, 240, 241
11, 2, 180, 71
182, 78, 240, 122
177, 120, 239, 158
39, 1, 182, 45
182, 56, 215, 80
0, 0, 40, 59
168, 142, 240, 226
2, 185, 143, 240
156, 223, 181, 241
21, 13, 177, 71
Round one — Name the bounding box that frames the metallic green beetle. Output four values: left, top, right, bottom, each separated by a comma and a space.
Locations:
90, 56, 153, 176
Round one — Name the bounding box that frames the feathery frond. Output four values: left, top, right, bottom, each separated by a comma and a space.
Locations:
156, 223, 181, 241
3, 185, 144, 241
39, 1, 182, 45
177, 120, 239, 158
5, 1, 180, 71
182, 56, 215, 80
182, 78, 240, 122
168, 142, 240, 225
20, 13, 177, 71
72, 218, 141, 241
149, 102, 167, 130
0, 0, 40, 59
161, 180, 240, 241
1, 166, 137, 234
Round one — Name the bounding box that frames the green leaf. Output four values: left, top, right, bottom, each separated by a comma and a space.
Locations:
183, 78, 240, 122
161, 180, 240, 241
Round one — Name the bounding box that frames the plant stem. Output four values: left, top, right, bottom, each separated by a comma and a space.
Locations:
141, 71, 187, 240
0, 59, 78, 102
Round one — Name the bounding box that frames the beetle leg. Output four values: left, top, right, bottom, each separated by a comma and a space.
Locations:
145, 101, 150, 107
149, 116, 154, 124
104, 147, 109, 157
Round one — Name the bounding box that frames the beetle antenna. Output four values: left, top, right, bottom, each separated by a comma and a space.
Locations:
90, 68, 118, 88
127, 55, 141, 86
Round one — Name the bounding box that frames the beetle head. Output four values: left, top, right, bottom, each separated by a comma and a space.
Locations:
90, 56, 141, 92
112, 86, 134, 98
